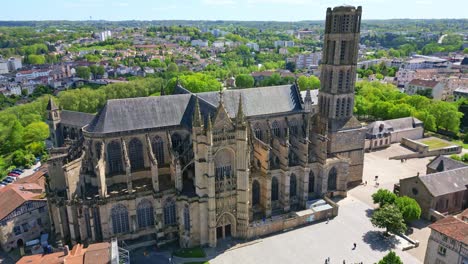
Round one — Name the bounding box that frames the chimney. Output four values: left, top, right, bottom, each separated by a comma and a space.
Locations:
63, 245, 69, 256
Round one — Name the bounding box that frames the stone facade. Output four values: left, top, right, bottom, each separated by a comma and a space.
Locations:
45, 6, 364, 248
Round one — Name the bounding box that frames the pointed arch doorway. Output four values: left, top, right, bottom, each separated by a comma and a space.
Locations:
216, 213, 236, 240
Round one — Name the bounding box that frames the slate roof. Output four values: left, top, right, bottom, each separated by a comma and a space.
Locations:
385, 117, 422, 132
197, 85, 303, 118
61, 110, 95, 128
429, 215, 468, 244
419, 167, 468, 197
427, 155, 468, 173
85, 94, 194, 134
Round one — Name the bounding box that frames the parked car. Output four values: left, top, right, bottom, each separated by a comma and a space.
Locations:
8, 172, 20, 177
3, 178, 14, 184
12, 169, 24, 173
6, 176, 17, 182
1, 180, 10, 185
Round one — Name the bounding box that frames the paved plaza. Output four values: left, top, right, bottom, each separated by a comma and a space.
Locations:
208, 144, 436, 264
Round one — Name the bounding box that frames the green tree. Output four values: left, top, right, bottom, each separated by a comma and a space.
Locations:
22, 122, 49, 145
235, 74, 254, 88
395, 196, 422, 223
371, 204, 407, 235
76, 66, 91, 80
372, 189, 397, 207
27, 54, 45, 65
378, 251, 403, 264
167, 62, 179, 73
285, 61, 296, 72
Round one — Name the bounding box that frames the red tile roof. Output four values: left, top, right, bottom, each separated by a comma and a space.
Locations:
429, 215, 468, 244
0, 182, 45, 221
16, 243, 111, 264
408, 79, 439, 88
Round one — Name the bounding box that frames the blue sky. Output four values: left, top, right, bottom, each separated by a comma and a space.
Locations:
2, 0, 467, 21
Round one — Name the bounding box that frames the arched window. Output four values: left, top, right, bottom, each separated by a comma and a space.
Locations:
271, 177, 279, 201
254, 123, 263, 141
345, 70, 351, 91
252, 180, 260, 206
271, 121, 280, 138
308, 171, 315, 193
171, 133, 182, 153
336, 98, 341, 118
338, 70, 344, 90
111, 204, 129, 234
346, 98, 352, 116
152, 136, 165, 164
107, 141, 123, 174
290, 174, 297, 198
289, 150, 299, 167
137, 199, 154, 229
184, 205, 190, 232
164, 199, 176, 226
289, 118, 298, 136
129, 138, 144, 171
328, 167, 337, 191
95, 142, 102, 160
70, 128, 77, 140
269, 153, 280, 170
63, 127, 69, 139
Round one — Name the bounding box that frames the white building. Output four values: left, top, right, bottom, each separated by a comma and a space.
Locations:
402, 55, 451, 70
424, 213, 468, 264
191, 39, 209, 47
274, 40, 295, 48
0, 60, 8, 74
8, 57, 22, 72
396, 69, 416, 87
246, 42, 259, 52
287, 52, 322, 69
454, 87, 468, 101
96, 30, 112, 41
406, 79, 445, 100
212, 41, 225, 48
15, 69, 51, 82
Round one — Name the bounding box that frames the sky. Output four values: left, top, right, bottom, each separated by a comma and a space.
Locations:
2, 0, 467, 21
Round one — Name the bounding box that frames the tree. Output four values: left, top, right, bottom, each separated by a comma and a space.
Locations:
285, 61, 296, 72
76, 66, 91, 80
378, 251, 403, 264
27, 54, 45, 65
371, 204, 407, 235
395, 196, 422, 223
22, 122, 49, 145
372, 189, 397, 207
167, 62, 179, 73
235, 74, 254, 88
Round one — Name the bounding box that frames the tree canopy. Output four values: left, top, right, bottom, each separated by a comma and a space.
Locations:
378, 251, 403, 264
371, 204, 407, 235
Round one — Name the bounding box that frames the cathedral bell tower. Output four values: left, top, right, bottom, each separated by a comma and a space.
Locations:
316, 6, 366, 187
46, 97, 62, 147
319, 6, 361, 123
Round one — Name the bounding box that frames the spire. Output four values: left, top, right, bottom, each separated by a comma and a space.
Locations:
193, 96, 202, 127
47, 97, 58, 111
236, 95, 245, 125
304, 86, 312, 104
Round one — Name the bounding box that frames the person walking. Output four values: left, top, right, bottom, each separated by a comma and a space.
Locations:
353, 242, 357, 249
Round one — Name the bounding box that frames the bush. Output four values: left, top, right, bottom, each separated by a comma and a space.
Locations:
372, 189, 397, 207
173, 247, 206, 258
395, 196, 421, 223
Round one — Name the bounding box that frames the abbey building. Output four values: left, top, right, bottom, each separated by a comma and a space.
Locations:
46, 6, 364, 248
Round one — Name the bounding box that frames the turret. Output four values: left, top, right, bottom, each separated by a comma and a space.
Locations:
46, 97, 62, 147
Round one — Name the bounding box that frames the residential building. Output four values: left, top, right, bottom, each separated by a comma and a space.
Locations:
396, 69, 416, 87
406, 79, 445, 99
95, 30, 112, 42
454, 87, 468, 101
287, 52, 322, 69
17, 239, 129, 264
0, 170, 49, 252
274, 40, 295, 48
191, 39, 209, 47
402, 55, 451, 70
426, 155, 468, 174
246, 42, 259, 52
212, 41, 225, 48
8, 57, 22, 71
424, 212, 468, 264
365, 117, 424, 151
399, 165, 468, 220
45, 6, 364, 249
0, 60, 8, 74
15, 69, 51, 82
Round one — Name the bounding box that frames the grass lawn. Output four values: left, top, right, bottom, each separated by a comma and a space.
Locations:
418, 138, 453, 150
450, 139, 468, 149
173, 247, 206, 258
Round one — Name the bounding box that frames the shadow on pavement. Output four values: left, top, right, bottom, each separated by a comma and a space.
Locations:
362, 231, 400, 252
365, 208, 374, 218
